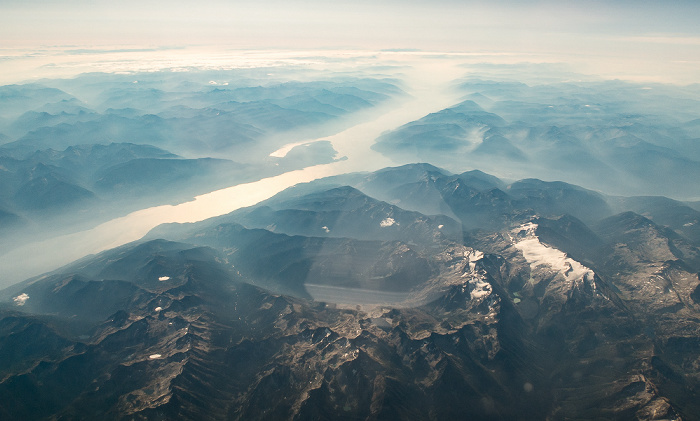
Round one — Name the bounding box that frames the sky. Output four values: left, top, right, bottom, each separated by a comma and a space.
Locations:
2, 0, 699, 48
1, 0, 699, 83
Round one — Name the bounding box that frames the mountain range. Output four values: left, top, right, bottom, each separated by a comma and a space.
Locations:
1, 163, 699, 420
373, 79, 700, 199
0, 72, 401, 251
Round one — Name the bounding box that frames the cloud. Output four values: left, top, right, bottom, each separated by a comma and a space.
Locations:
617, 35, 700, 45
64, 47, 184, 55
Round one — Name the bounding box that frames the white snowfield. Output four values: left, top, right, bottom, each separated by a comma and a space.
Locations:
460, 249, 492, 300
511, 223, 596, 283
379, 217, 396, 227
13, 293, 29, 306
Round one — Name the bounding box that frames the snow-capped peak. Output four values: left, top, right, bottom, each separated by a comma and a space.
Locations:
464, 249, 484, 272
511, 223, 596, 284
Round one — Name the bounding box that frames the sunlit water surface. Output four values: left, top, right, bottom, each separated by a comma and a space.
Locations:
0, 53, 465, 288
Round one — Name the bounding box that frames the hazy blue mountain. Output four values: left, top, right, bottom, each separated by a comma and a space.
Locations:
211, 100, 332, 133
13, 172, 95, 211
0, 70, 405, 254
94, 157, 246, 196
456, 169, 507, 191
0, 141, 261, 253
6, 109, 100, 138
473, 133, 526, 160
373, 100, 506, 153
374, 79, 700, 199
0, 84, 76, 120
0, 74, 401, 160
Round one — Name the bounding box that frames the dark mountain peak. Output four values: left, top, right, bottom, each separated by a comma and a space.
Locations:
597, 210, 656, 234
532, 214, 605, 263
509, 177, 582, 192
434, 102, 507, 126
533, 213, 593, 231
443, 176, 509, 200
456, 169, 505, 191
614, 195, 700, 244
594, 210, 700, 271
474, 133, 527, 160
450, 99, 488, 113
274, 185, 373, 212
0, 83, 70, 98
543, 125, 569, 138
505, 178, 611, 223
361, 163, 449, 187
62, 239, 223, 283
464, 91, 494, 106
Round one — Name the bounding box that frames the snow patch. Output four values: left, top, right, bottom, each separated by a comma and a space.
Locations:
321, 226, 330, 233
380, 217, 396, 227
458, 249, 492, 300
158, 276, 170, 281
469, 278, 492, 300
13, 293, 29, 306
511, 223, 595, 283
438, 224, 444, 229
684, 222, 695, 227
149, 354, 162, 359
464, 249, 484, 271
154, 307, 163, 312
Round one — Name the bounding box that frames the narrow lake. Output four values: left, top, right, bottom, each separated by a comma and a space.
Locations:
0, 57, 465, 288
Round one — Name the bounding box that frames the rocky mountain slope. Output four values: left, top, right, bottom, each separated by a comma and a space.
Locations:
1, 164, 699, 420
